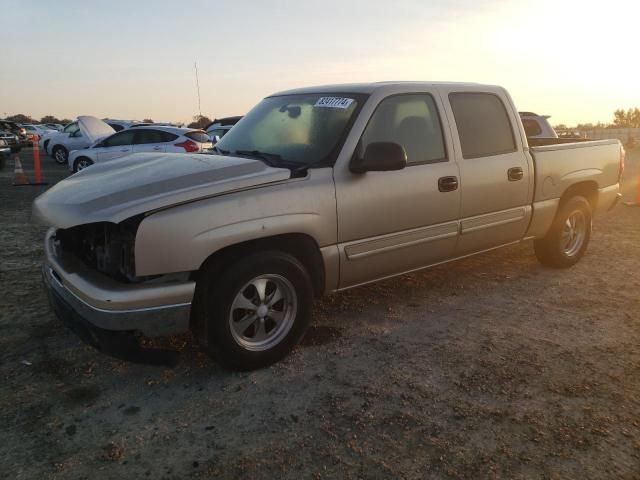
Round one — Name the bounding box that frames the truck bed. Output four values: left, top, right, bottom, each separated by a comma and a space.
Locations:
530, 139, 621, 205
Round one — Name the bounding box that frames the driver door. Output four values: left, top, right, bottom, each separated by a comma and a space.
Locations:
334, 92, 461, 288
96, 130, 135, 162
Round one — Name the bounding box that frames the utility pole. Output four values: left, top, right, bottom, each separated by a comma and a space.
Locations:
194, 62, 202, 119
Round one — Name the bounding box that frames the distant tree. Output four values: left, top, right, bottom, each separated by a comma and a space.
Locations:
613, 109, 627, 127
40, 115, 61, 124
187, 114, 211, 129
612, 108, 640, 128
554, 123, 568, 130
143, 118, 154, 123
5, 113, 34, 124
60, 118, 73, 125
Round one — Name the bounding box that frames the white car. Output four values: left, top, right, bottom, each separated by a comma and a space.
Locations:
41, 116, 115, 164
67, 126, 213, 172
21, 124, 56, 142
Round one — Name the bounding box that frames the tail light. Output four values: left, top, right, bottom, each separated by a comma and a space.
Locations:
618, 145, 625, 183
175, 139, 199, 152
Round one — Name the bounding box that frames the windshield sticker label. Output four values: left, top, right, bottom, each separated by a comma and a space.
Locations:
314, 97, 355, 109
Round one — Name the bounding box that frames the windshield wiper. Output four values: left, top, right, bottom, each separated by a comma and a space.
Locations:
234, 149, 284, 167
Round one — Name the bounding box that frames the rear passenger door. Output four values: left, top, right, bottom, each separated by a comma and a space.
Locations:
439, 88, 533, 255
132, 129, 175, 153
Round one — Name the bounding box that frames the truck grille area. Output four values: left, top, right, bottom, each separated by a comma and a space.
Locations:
55, 217, 148, 283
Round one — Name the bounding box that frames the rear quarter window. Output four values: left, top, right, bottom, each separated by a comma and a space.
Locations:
185, 131, 210, 143
160, 131, 178, 142
449, 93, 516, 159
521, 118, 542, 137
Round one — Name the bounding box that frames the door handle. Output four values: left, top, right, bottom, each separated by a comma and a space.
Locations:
153, 146, 161, 151
438, 176, 458, 192
508, 167, 524, 181
120, 148, 129, 152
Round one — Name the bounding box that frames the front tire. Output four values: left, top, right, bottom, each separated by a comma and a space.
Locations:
73, 157, 94, 172
52, 145, 68, 164
197, 251, 313, 370
534, 196, 592, 268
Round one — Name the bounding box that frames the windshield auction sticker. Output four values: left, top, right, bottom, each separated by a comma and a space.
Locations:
314, 97, 355, 109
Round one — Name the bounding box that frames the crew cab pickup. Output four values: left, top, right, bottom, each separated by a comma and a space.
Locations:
33, 82, 624, 370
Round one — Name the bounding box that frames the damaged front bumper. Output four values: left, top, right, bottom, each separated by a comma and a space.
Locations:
42, 229, 195, 365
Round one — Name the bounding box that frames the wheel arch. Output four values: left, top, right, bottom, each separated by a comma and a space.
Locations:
559, 181, 598, 211
189, 233, 326, 346
192, 233, 326, 298
73, 156, 93, 172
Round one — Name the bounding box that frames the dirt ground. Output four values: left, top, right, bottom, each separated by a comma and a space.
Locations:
1, 148, 639, 479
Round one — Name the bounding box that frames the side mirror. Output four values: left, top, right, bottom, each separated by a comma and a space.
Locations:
350, 141, 407, 174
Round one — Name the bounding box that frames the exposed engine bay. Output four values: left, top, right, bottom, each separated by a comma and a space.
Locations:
54, 216, 146, 283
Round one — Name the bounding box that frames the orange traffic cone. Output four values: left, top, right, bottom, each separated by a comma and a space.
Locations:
12, 155, 30, 186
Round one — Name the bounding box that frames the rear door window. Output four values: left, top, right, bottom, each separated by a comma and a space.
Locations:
133, 128, 164, 145
134, 129, 176, 144
449, 93, 516, 158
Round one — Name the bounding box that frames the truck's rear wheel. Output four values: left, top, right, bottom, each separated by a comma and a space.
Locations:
197, 251, 313, 370
534, 196, 592, 268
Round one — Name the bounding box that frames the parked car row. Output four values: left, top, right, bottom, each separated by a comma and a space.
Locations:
37, 116, 216, 168
68, 122, 213, 172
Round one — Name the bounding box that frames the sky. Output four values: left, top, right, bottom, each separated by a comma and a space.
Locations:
1, 0, 639, 126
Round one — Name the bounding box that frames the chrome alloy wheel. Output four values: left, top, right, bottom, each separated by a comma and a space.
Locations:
228, 274, 297, 351
562, 210, 587, 257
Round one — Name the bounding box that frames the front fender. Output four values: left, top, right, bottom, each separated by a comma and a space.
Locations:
134, 168, 338, 277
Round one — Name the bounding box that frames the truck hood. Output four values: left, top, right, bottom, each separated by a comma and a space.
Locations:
32, 153, 291, 228
78, 115, 115, 144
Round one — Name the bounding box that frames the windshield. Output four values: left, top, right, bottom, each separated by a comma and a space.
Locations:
215, 93, 366, 168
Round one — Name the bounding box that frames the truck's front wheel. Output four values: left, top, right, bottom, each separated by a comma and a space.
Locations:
534, 196, 592, 268
198, 251, 313, 370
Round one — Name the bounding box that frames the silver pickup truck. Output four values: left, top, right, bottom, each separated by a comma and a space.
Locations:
34, 82, 624, 370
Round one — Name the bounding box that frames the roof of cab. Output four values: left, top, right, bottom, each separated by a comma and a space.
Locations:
270, 81, 494, 97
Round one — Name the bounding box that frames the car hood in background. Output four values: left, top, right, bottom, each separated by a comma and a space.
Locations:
32, 153, 291, 228
78, 115, 115, 144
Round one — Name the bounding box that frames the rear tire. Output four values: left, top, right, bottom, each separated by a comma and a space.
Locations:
196, 251, 313, 370
52, 145, 68, 164
534, 196, 592, 268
